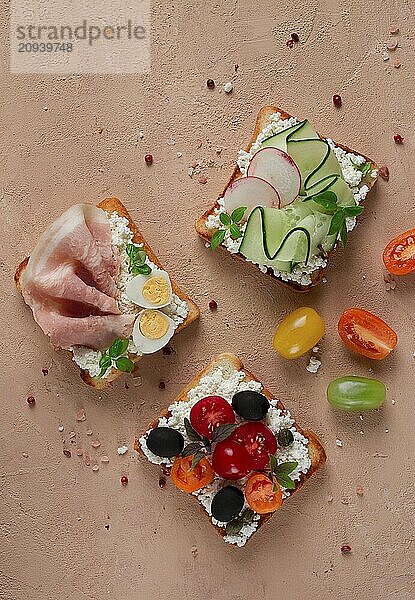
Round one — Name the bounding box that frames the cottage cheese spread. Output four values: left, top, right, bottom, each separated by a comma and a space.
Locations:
139, 365, 311, 547
72, 212, 189, 378
206, 112, 375, 285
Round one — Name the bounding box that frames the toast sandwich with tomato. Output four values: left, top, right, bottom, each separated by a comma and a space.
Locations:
135, 353, 326, 547
195, 105, 379, 292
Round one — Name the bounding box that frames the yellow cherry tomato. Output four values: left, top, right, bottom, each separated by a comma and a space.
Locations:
273, 307, 325, 359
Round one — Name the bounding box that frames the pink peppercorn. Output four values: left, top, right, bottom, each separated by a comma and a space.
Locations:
341, 544, 352, 554
27, 396, 36, 405
144, 154, 153, 165
159, 381, 166, 390
332, 94, 342, 107
286, 39, 294, 48
209, 299, 218, 311
120, 476, 128, 486
394, 134, 404, 144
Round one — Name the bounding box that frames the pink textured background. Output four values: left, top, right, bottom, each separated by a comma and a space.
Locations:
1, 1, 415, 598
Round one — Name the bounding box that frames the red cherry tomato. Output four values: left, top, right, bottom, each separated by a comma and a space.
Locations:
230, 422, 277, 470
190, 396, 235, 439
383, 229, 415, 275
338, 308, 398, 360
212, 440, 253, 480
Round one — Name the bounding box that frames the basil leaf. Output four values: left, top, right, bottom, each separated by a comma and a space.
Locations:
211, 423, 238, 443
181, 442, 203, 457
352, 160, 371, 176
275, 461, 298, 475
184, 417, 202, 442
340, 221, 348, 246
109, 338, 129, 358
225, 518, 244, 535
191, 450, 205, 469
219, 213, 232, 226
126, 244, 146, 264
229, 223, 242, 239
343, 205, 364, 217
312, 191, 338, 211
210, 228, 226, 250
231, 206, 247, 223
131, 263, 152, 275
99, 353, 112, 369
97, 365, 110, 379
241, 508, 254, 524
328, 210, 345, 235
269, 453, 277, 472
275, 473, 296, 489
114, 357, 134, 373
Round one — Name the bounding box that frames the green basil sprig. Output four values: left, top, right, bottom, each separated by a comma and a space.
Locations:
210, 206, 247, 250
97, 338, 134, 379
181, 418, 237, 468
351, 160, 371, 177
309, 191, 364, 246
126, 243, 152, 275
269, 454, 298, 491
225, 508, 255, 535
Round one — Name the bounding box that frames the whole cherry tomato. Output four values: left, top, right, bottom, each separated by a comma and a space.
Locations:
244, 473, 283, 514
273, 307, 325, 359
212, 440, 253, 480
171, 455, 214, 493
327, 376, 386, 411
338, 308, 397, 360
383, 228, 415, 275
190, 396, 235, 439
230, 422, 277, 470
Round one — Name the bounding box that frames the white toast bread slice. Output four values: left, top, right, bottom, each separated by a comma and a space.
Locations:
195, 104, 379, 292
134, 352, 326, 544
14, 197, 200, 389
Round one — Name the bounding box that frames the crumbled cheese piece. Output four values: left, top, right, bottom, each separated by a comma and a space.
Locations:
71, 346, 103, 378
306, 356, 322, 373
117, 445, 128, 455
336, 439, 343, 447
224, 81, 233, 93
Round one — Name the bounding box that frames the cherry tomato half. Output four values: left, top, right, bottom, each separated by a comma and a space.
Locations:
338, 308, 397, 360
383, 228, 415, 275
230, 422, 277, 470
212, 440, 253, 480
171, 455, 214, 493
190, 396, 235, 440
245, 473, 283, 514
273, 307, 325, 359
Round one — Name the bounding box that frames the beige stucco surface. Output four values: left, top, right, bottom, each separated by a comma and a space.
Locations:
1, 1, 415, 598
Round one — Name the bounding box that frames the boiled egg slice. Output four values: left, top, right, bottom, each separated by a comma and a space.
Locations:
132, 309, 175, 354
126, 269, 172, 309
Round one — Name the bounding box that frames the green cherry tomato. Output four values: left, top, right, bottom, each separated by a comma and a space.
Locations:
327, 376, 386, 411
273, 307, 325, 359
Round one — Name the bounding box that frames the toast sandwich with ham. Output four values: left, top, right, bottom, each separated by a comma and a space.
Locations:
15, 198, 199, 389
135, 353, 326, 547
195, 105, 379, 292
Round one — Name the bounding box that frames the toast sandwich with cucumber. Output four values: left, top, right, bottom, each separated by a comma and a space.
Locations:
135, 353, 326, 547
195, 105, 379, 291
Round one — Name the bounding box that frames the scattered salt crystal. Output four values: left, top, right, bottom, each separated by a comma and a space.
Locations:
336, 439, 343, 447
138, 131, 144, 139
198, 176, 208, 184
224, 81, 233, 93
22, 452, 28, 458
177, 152, 183, 158
118, 445, 128, 455
191, 546, 198, 557
92, 464, 99, 472
322, 276, 327, 283
385, 429, 389, 433
387, 40, 398, 50
84, 453, 91, 466
58, 425, 64, 432
86, 430, 93, 436
306, 356, 321, 373
327, 496, 334, 503
312, 346, 319, 353
69, 431, 76, 439
382, 51, 390, 61
76, 409, 86, 422
394, 59, 401, 69
100, 456, 110, 463
389, 24, 399, 34
341, 497, 349, 505
360, 430, 364, 435
76, 448, 84, 456
91, 440, 101, 448
356, 485, 364, 496
392, 399, 396, 405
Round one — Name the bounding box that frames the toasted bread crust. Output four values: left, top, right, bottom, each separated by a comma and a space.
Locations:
195, 104, 379, 292
135, 353, 326, 545
15, 198, 200, 389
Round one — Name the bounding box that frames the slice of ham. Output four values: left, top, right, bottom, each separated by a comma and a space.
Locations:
20, 204, 134, 350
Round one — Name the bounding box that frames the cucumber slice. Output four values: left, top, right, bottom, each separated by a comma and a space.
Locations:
306, 175, 354, 207
261, 122, 304, 152
239, 207, 294, 272
288, 119, 319, 141
274, 215, 314, 263
284, 199, 314, 225
287, 138, 342, 195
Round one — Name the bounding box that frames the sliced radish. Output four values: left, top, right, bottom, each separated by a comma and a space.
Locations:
223, 175, 280, 220
247, 147, 301, 207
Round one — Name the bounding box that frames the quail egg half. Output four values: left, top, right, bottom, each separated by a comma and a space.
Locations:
132, 309, 175, 354
126, 269, 172, 309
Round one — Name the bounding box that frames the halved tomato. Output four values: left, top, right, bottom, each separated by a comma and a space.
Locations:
383, 229, 415, 275
230, 422, 277, 470
190, 396, 235, 440
338, 308, 397, 360
171, 455, 214, 493
245, 473, 283, 514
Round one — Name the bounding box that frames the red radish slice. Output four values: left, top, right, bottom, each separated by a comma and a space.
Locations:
223, 175, 281, 219
247, 147, 301, 207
